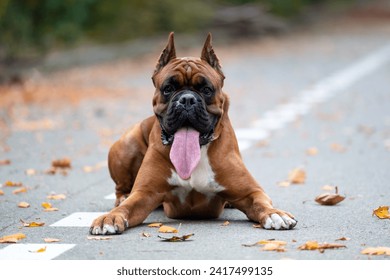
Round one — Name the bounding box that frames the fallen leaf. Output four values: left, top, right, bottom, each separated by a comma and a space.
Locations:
29, 246, 46, 253
262, 243, 286, 252
0, 189, 4, 195
306, 147, 318, 156
335, 237, 350, 241
18, 202, 30, 208
148, 222, 163, 228
87, 236, 112, 240
44, 238, 60, 243
12, 187, 28, 194
330, 143, 346, 153
21, 219, 45, 227
278, 181, 291, 187
141, 232, 152, 238
315, 186, 345, 205
0, 233, 26, 243
25, 169, 36, 176
252, 224, 262, 229
158, 225, 178, 233
361, 247, 390, 256
298, 241, 346, 253
52, 158, 71, 168
41, 202, 52, 209
372, 206, 390, 219
288, 168, 306, 184
4, 181, 23, 187
0, 159, 11, 165
222, 221, 230, 226
158, 233, 194, 242
46, 193, 66, 200
243, 239, 287, 252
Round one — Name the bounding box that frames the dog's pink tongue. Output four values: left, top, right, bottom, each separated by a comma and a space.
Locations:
169, 128, 200, 180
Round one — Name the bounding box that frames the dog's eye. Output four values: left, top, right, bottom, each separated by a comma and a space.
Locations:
163, 85, 175, 96
202, 87, 213, 96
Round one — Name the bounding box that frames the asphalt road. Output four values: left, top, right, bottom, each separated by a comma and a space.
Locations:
1, 11, 390, 263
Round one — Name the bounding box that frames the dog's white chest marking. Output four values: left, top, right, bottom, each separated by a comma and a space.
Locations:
167, 145, 225, 203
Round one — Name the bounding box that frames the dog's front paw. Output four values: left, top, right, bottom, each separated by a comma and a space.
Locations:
260, 209, 297, 230
89, 213, 128, 235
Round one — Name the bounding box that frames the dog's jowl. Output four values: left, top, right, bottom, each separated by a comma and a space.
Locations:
90, 33, 297, 235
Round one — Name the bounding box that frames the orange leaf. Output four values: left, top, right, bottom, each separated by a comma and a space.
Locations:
46, 193, 66, 200
0, 233, 26, 243
298, 241, 346, 252
158, 225, 178, 233
44, 238, 60, 243
4, 181, 23, 187
18, 202, 30, 208
222, 221, 230, 226
0, 189, 4, 195
52, 158, 71, 168
288, 168, 306, 184
361, 247, 390, 256
147, 222, 163, 228
12, 187, 28, 194
298, 240, 319, 250
372, 206, 390, 219
41, 202, 52, 209
29, 246, 46, 253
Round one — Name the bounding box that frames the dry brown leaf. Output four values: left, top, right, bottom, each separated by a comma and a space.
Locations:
18, 202, 30, 208
52, 158, 71, 168
158, 225, 178, 233
252, 224, 262, 228
306, 147, 318, 156
0, 233, 26, 243
21, 219, 45, 227
288, 168, 306, 184
44, 238, 60, 243
0, 189, 4, 195
361, 247, 390, 256
158, 233, 194, 242
315, 186, 345, 206
29, 246, 46, 253
243, 239, 287, 252
46, 193, 66, 200
12, 187, 28, 194
335, 237, 350, 241
222, 221, 230, 226
372, 206, 390, 219
141, 232, 152, 238
0, 159, 11, 165
148, 222, 163, 228
87, 236, 112, 240
298, 240, 346, 252
4, 181, 23, 187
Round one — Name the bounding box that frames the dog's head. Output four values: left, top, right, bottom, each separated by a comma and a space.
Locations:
152, 32, 227, 146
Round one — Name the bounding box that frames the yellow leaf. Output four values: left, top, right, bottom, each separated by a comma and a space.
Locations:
257, 240, 287, 246
0, 233, 26, 243
288, 168, 306, 184
41, 202, 52, 209
4, 181, 23, 187
18, 202, 30, 208
298, 241, 346, 252
44, 238, 60, 243
298, 240, 319, 250
29, 246, 46, 253
372, 206, 390, 219
21, 219, 45, 227
147, 222, 163, 228
158, 225, 178, 233
46, 193, 66, 200
361, 247, 390, 255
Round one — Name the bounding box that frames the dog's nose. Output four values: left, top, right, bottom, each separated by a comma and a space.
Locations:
179, 93, 197, 108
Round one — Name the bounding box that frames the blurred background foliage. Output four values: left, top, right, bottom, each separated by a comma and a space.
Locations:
0, 0, 356, 81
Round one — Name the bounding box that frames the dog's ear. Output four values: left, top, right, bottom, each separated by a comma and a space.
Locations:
201, 33, 225, 80
153, 32, 176, 76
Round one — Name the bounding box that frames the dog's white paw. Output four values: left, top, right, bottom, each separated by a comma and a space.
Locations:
263, 213, 297, 230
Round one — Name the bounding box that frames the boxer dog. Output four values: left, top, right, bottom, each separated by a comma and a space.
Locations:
90, 33, 297, 235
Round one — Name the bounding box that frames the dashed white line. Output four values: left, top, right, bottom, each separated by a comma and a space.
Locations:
50, 212, 106, 227
236, 43, 390, 151
0, 244, 76, 260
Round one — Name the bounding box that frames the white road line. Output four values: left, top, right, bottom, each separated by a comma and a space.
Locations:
50, 212, 106, 227
236, 43, 390, 151
0, 244, 75, 260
